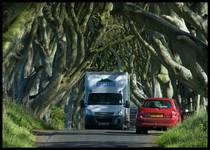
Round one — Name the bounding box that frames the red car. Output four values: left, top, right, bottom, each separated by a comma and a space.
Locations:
135, 98, 182, 134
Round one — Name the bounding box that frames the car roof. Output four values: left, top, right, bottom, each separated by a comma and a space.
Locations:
145, 98, 174, 101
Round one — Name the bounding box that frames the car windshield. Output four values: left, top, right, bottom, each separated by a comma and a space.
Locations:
88, 93, 122, 105
143, 100, 172, 108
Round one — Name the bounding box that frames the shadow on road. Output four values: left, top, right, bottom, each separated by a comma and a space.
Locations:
34, 131, 137, 136
36, 141, 160, 148
33, 129, 163, 136
105, 131, 163, 136
147, 132, 164, 136
35, 129, 162, 148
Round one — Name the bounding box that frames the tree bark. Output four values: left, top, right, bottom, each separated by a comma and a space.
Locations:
3, 3, 45, 59
113, 3, 207, 72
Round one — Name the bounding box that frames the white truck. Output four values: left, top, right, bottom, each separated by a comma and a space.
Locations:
81, 72, 130, 130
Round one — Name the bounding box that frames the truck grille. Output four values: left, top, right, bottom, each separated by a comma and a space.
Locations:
95, 112, 114, 116
96, 117, 112, 122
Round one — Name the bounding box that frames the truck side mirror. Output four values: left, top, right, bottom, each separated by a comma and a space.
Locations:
80, 101, 85, 108
125, 101, 130, 108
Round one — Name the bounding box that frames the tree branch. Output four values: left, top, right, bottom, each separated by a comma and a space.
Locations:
3, 3, 45, 59
172, 3, 207, 37
66, 3, 81, 34
63, 11, 77, 70
81, 3, 94, 33
152, 35, 207, 95
76, 3, 86, 17
113, 2, 207, 75
90, 35, 134, 53
130, 21, 157, 56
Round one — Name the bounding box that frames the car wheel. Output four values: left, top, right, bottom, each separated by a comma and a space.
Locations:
163, 127, 167, 131
136, 127, 141, 134
143, 129, 148, 134
136, 127, 148, 134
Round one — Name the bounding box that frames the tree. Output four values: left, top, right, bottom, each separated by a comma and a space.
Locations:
3, 2, 208, 123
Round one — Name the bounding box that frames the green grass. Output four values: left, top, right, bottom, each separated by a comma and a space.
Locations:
50, 106, 65, 129
156, 110, 208, 147
3, 100, 55, 147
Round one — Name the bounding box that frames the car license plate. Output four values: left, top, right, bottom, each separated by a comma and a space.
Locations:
150, 114, 163, 118
98, 122, 110, 126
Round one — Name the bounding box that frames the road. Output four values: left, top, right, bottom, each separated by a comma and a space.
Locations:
34, 129, 163, 148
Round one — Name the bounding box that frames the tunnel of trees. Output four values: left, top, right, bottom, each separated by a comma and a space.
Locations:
3, 2, 208, 129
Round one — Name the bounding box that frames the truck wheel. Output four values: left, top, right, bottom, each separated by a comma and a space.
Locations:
119, 125, 124, 130
85, 123, 90, 129
126, 123, 130, 130
117, 123, 124, 130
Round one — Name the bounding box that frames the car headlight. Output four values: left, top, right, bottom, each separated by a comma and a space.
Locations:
86, 109, 94, 116
117, 110, 123, 116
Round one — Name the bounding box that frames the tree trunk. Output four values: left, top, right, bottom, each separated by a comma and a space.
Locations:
64, 88, 77, 129
195, 94, 201, 114
152, 76, 162, 98
3, 3, 44, 59
157, 65, 173, 98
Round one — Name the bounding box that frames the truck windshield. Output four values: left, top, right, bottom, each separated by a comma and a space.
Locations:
88, 93, 122, 105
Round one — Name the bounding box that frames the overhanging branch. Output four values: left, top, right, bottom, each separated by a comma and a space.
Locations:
90, 35, 134, 53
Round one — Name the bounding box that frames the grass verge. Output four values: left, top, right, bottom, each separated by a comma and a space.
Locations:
156, 110, 208, 147
50, 106, 65, 129
3, 100, 54, 147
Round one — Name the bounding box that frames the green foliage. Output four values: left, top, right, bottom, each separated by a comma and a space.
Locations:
3, 113, 35, 147
156, 110, 208, 147
50, 106, 65, 129
3, 101, 54, 147
5, 101, 54, 130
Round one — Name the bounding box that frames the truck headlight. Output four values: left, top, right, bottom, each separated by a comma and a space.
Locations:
86, 109, 94, 116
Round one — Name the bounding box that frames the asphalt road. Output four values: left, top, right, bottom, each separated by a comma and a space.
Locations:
34, 129, 163, 148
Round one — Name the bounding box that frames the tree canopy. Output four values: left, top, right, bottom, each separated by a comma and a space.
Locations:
3, 3, 208, 124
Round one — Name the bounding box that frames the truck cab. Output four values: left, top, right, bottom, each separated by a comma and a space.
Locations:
82, 72, 130, 130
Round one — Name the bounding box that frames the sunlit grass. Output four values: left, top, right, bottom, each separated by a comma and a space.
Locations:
50, 106, 66, 129
3, 100, 55, 147
156, 110, 208, 147
3, 113, 35, 147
